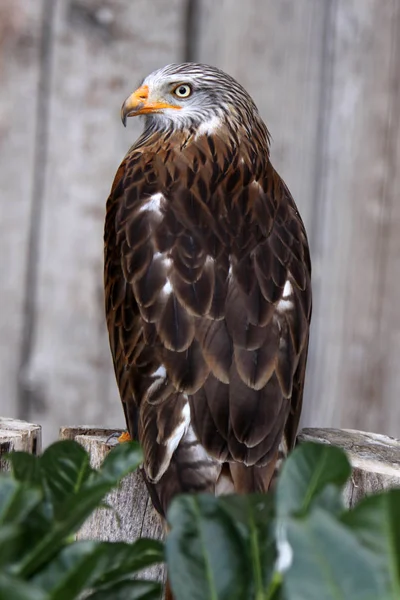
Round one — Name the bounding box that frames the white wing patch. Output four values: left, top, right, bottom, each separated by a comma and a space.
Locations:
154, 251, 173, 297
283, 280, 292, 298
162, 279, 173, 295
149, 401, 191, 482
277, 280, 293, 313
154, 251, 172, 269
144, 366, 168, 402
153, 365, 166, 378
140, 192, 165, 216
145, 399, 191, 483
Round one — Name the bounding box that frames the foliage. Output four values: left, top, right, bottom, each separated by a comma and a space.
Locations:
2, 437, 400, 600
0, 440, 163, 600
166, 443, 400, 600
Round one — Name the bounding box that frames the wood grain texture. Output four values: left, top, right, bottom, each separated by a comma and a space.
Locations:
23, 0, 187, 445
305, 0, 400, 436
0, 417, 41, 471
298, 427, 400, 507
61, 426, 164, 583
195, 0, 328, 233
0, 1, 43, 420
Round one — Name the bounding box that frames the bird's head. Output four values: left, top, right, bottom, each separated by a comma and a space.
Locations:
121, 63, 263, 135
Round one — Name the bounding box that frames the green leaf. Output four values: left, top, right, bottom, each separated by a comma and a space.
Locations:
15, 442, 145, 578
0, 478, 42, 566
0, 573, 47, 600
92, 539, 164, 587
33, 539, 164, 599
40, 441, 94, 512
0, 524, 25, 568
283, 507, 381, 600
98, 441, 143, 483
0, 477, 41, 524
277, 442, 351, 517
33, 540, 102, 598
16, 480, 111, 577
7, 452, 41, 486
342, 489, 400, 597
167, 494, 250, 600
86, 579, 162, 600
219, 494, 276, 597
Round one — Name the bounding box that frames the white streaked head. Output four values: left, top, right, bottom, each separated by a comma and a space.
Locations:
121, 62, 262, 131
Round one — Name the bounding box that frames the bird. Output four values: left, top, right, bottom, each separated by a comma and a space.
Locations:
104, 63, 312, 519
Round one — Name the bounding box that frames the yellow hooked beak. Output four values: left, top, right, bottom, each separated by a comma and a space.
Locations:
120, 84, 181, 126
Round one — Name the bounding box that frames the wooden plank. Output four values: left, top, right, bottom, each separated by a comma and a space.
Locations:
0, 1, 43, 419
298, 428, 400, 507
61, 426, 164, 582
305, 0, 400, 435
25, 0, 187, 445
195, 0, 329, 233
378, 6, 400, 436
0, 417, 42, 471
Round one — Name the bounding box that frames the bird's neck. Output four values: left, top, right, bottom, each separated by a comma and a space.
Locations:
133, 115, 271, 179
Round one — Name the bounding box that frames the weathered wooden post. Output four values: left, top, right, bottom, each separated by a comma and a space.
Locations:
59, 426, 164, 581
2, 420, 400, 556
0, 417, 41, 470
59, 426, 163, 543
298, 428, 400, 507
58, 425, 400, 547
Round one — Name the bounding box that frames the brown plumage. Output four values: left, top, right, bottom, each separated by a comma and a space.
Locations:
104, 63, 312, 518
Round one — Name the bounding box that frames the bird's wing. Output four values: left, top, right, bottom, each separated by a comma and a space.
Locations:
182, 150, 312, 467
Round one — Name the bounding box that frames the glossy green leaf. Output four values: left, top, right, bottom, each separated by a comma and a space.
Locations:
0, 478, 43, 567
40, 441, 94, 513
219, 494, 276, 597
86, 579, 162, 600
33, 540, 102, 598
283, 508, 381, 600
92, 539, 164, 586
341, 489, 400, 597
98, 440, 143, 483
0, 524, 25, 568
276, 443, 351, 517
167, 494, 250, 600
0, 477, 41, 524
7, 452, 41, 486
16, 480, 111, 577
33, 539, 164, 598
15, 442, 144, 578
0, 573, 47, 600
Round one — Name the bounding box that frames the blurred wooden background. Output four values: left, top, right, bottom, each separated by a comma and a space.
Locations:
1, 0, 399, 444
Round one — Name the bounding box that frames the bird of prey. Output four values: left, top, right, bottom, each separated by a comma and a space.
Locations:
104, 63, 312, 518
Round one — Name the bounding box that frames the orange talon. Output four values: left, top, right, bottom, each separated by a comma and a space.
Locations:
118, 431, 132, 443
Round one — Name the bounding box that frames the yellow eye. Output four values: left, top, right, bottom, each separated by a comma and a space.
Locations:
173, 84, 192, 98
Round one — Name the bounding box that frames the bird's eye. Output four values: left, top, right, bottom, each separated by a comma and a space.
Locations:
173, 84, 192, 98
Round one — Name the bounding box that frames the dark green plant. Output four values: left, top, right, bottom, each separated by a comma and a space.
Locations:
2, 438, 400, 600
166, 443, 400, 600
0, 440, 163, 600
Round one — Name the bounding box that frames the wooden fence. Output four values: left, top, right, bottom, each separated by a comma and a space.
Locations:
1, 0, 400, 444
2, 417, 400, 552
